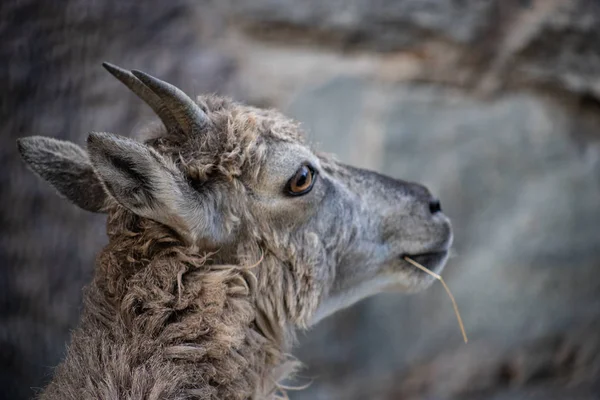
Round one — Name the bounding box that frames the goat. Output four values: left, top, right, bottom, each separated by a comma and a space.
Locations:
17, 63, 453, 399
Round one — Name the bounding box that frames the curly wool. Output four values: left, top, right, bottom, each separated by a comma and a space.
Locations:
40, 208, 288, 400
39, 95, 330, 399
145, 96, 303, 181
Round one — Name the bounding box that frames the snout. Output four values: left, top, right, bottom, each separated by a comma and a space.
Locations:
375, 178, 453, 273
400, 180, 444, 218
398, 182, 453, 275
334, 164, 453, 265
319, 163, 455, 305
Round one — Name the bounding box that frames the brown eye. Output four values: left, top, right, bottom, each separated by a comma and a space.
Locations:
287, 164, 316, 196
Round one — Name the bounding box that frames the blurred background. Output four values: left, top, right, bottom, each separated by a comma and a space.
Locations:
2, 1, 600, 399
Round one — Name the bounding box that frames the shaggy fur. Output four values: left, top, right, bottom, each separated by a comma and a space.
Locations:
40, 99, 322, 399
18, 68, 452, 399
41, 209, 282, 399
30, 99, 321, 399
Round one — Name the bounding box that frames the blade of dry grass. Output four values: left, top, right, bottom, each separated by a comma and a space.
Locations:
404, 256, 468, 344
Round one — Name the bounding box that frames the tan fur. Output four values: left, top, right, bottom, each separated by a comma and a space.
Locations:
19, 75, 452, 399
39, 98, 325, 399
41, 208, 294, 399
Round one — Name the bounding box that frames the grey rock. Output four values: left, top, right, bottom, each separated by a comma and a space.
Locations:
287, 76, 367, 159
3, 1, 600, 399
226, 0, 497, 49
226, 0, 600, 100
512, 0, 600, 98
286, 79, 600, 399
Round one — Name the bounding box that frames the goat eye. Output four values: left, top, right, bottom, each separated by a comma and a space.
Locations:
287, 164, 316, 196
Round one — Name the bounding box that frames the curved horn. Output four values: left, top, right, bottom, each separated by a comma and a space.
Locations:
102, 62, 179, 131
131, 69, 209, 134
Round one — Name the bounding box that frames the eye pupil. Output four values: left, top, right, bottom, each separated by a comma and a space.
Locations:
288, 164, 316, 195
296, 171, 307, 186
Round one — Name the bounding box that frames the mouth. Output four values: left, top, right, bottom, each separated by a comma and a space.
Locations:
401, 250, 449, 274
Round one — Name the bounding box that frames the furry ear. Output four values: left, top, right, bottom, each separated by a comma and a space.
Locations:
86, 132, 222, 243
17, 136, 108, 212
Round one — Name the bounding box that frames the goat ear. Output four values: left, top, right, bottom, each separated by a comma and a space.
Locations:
86, 132, 215, 242
17, 136, 108, 212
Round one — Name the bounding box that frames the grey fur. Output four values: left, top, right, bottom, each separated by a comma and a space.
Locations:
86, 131, 221, 244
17, 136, 107, 212
16, 66, 453, 398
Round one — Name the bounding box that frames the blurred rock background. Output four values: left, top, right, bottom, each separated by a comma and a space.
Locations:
1, 0, 600, 399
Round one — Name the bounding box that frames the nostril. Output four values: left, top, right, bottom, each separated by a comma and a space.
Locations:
429, 199, 442, 214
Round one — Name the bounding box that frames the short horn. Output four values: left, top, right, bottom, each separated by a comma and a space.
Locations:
102, 62, 179, 131
131, 69, 209, 134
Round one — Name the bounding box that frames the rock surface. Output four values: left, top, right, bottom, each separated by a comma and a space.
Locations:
228, 0, 600, 98
2, 1, 600, 399
286, 80, 600, 399
226, 0, 496, 47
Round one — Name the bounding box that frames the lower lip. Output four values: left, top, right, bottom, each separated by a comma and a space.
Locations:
404, 251, 448, 271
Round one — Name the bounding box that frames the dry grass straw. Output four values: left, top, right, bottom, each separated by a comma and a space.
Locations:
404, 256, 468, 344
